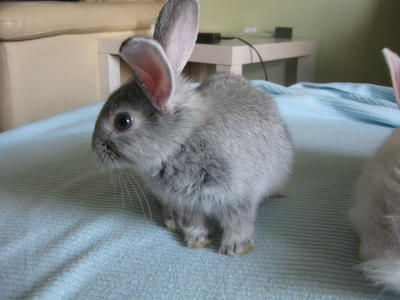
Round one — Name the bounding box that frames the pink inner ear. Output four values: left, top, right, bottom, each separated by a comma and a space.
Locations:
134, 53, 172, 107
120, 40, 173, 109
383, 48, 400, 105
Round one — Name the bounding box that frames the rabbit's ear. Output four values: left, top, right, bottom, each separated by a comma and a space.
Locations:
120, 37, 174, 111
383, 48, 400, 106
154, 0, 199, 73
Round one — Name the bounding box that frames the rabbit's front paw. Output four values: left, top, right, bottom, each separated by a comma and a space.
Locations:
179, 213, 213, 249
162, 205, 179, 231
185, 233, 214, 249
164, 215, 178, 231
219, 238, 254, 256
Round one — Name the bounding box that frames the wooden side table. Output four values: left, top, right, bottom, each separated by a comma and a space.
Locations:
98, 37, 317, 100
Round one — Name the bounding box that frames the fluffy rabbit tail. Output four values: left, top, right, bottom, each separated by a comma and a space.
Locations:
362, 251, 400, 293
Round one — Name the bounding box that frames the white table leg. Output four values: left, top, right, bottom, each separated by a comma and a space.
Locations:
284, 58, 297, 86
216, 64, 243, 76
285, 50, 316, 85
99, 53, 121, 100
297, 52, 316, 82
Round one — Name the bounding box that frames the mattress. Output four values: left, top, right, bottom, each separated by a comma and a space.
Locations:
1, 80, 399, 300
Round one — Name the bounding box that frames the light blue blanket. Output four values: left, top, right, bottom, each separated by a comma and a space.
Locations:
1, 81, 399, 300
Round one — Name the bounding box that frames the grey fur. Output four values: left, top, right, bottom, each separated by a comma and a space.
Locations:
350, 48, 400, 291
351, 129, 400, 292
92, 0, 293, 255
153, 0, 199, 72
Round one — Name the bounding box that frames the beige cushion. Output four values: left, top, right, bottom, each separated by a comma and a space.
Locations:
0, 1, 163, 41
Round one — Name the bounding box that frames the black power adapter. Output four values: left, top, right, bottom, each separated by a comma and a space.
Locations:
196, 33, 221, 44
274, 27, 293, 39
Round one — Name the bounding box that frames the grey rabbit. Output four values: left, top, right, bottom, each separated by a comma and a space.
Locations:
351, 48, 400, 291
92, 0, 293, 255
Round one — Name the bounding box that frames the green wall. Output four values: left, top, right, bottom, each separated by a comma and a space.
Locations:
199, 0, 400, 85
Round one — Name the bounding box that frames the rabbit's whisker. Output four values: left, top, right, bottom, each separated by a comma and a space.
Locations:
123, 171, 148, 221
127, 173, 153, 220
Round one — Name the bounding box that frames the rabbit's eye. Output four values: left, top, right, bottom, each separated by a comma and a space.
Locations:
115, 113, 133, 131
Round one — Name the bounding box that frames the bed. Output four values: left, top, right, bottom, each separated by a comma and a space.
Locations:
1, 80, 399, 299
